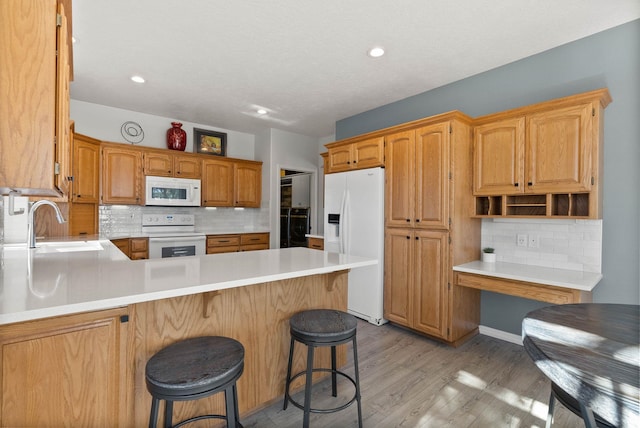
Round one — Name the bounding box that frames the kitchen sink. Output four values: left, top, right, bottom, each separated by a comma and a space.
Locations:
34, 240, 105, 253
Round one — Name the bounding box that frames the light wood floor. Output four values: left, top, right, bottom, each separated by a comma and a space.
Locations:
241, 320, 584, 428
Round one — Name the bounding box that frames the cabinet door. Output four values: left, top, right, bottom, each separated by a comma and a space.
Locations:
72, 135, 100, 203
54, 0, 72, 198
353, 137, 384, 169
327, 145, 353, 173
415, 123, 449, 229
174, 154, 202, 178
69, 202, 97, 236
143, 151, 173, 176
527, 103, 593, 193
234, 161, 262, 207
385, 130, 415, 227
0, 0, 58, 196
101, 145, 143, 205
202, 158, 233, 206
473, 117, 525, 195
0, 308, 131, 427
413, 230, 448, 338
383, 228, 414, 326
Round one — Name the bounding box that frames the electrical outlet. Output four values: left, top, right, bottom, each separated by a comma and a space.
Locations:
528, 234, 539, 248
517, 234, 527, 247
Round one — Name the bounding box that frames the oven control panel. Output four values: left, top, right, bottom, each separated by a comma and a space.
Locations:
142, 214, 195, 227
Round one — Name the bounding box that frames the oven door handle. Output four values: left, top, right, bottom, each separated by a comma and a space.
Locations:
148, 236, 206, 243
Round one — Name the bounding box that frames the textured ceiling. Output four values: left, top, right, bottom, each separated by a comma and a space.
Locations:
70, 0, 640, 138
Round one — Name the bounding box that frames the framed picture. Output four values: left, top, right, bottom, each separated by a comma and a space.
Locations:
193, 128, 227, 156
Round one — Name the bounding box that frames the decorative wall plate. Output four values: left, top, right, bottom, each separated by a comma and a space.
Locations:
121, 121, 144, 144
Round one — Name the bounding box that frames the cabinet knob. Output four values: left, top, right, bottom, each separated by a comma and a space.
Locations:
406, 219, 410, 222
406, 236, 410, 239
77, 194, 81, 198
415, 237, 419, 240
527, 182, 533, 186
416, 219, 420, 222
514, 182, 519, 187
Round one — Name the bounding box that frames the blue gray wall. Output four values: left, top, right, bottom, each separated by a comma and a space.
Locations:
336, 20, 640, 334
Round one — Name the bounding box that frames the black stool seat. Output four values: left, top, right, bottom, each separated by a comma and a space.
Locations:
290, 309, 358, 344
145, 336, 244, 428
283, 309, 363, 428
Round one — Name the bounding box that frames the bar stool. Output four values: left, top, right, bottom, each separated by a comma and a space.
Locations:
283, 309, 363, 428
145, 336, 244, 428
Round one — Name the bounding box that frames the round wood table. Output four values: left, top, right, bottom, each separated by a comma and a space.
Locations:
522, 304, 639, 427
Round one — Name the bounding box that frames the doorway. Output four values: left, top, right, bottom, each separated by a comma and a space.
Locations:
279, 168, 313, 248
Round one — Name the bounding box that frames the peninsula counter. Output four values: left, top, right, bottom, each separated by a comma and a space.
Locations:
0, 242, 376, 427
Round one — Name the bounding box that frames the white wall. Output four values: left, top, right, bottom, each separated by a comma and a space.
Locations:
70, 100, 255, 159
268, 129, 322, 248
316, 135, 335, 236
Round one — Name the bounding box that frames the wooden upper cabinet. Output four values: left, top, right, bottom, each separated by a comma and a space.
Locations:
473, 89, 611, 197
473, 117, 525, 195
234, 160, 262, 207
174, 153, 201, 178
54, 0, 72, 198
415, 123, 450, 229
325, 137, 384, 174
143, 150, 202, 179
385, 123, 450, 229
385, 130, 415, 227
526, 103, 593, 193
143, 151, 173, 176
101, 143, 143, 205
202, 158, 234, 206
72, 133, 100, 203
0, 0, 72, 196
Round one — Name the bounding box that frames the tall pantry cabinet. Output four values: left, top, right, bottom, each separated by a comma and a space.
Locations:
384, 112, 481, 345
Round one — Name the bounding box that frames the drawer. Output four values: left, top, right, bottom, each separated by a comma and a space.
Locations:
308, 237, 324, 250
206, 246, 239, 254
207, 235, 241, 247
240, 233, 269, 246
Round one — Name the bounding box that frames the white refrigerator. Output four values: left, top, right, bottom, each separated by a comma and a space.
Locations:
324, 167, 387, 325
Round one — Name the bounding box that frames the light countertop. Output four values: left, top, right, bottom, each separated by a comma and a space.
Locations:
0, 241, 375, 325
453, 261, 602, 291
305, 234, 324, 239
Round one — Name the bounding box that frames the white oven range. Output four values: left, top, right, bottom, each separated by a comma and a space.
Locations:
142, 214, 206, 259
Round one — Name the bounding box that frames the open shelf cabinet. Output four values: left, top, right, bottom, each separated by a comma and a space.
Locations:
474, 193, 592, 218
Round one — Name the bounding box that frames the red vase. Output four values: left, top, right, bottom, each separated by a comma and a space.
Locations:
167, 122, 187, 151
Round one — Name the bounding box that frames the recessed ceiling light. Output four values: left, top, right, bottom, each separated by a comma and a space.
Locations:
131, 75, 145, 83
257, 109, 267, 115
368, 47, 385, 58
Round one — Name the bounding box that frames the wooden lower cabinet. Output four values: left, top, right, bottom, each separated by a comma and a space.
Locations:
207, 233, 269, 254
308, 237, 324, 250
111, 237, 149, 260
0, 307, 132, 427
384, 228, 449, 339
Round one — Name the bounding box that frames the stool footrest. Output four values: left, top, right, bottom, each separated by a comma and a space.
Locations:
285, 368, 358, 414
174, 414, 243, 428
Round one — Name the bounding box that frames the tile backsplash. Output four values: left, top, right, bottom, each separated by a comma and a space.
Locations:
99, 204, 270, 237
481, 218, 602, 273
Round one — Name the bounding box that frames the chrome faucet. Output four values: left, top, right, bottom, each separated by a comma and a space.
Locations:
28, 200, 66, 248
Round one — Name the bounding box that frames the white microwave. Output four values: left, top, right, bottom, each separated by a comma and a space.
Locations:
145, 176, 201, 206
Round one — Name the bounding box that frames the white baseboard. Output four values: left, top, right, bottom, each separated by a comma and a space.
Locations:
479, 325, 523, 346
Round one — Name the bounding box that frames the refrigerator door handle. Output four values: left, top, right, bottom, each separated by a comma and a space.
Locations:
338, 189, 346, 253
343, 190, 351, 254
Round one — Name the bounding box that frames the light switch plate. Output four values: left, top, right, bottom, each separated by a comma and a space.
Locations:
517, 234, 527, 247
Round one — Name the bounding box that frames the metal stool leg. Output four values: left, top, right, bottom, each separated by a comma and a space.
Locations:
149, 397, 160, 428
331, 345, 337, 397
283, 336, 295, 410
164, 400, 173, 428
545, 389, 555, 428
352, 335, 363, 428
303, 344, 315, 428
225, 384, 237, 428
